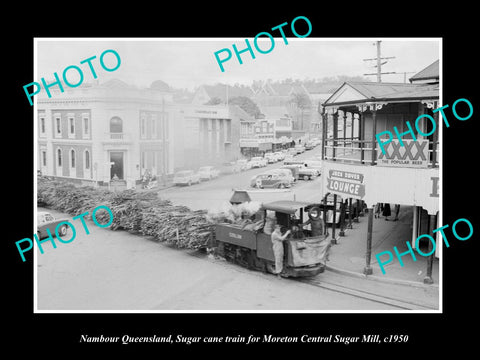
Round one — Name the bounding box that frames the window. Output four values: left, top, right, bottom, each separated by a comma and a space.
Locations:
140, 113, 146, 139
39, 117, 46, 136
57, 148, 62, 166
55, 116, 61, 137
42, 150, 47, 166
70, 149, 75, 168
82, 114, 90, 138
151, 114, 157, 139
68, 116, 75, 138
110, 117, 123, 133
85, 150, 90, 169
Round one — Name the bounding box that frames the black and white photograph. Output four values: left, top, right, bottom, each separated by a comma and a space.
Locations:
32, 38, 441, 312
6, 6, 479, 354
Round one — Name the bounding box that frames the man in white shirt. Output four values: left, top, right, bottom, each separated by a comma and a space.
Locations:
271, 224, 291, 277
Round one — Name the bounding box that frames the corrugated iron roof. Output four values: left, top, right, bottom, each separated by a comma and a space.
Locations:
324, 81, 439, 107
410, 60, 439, 81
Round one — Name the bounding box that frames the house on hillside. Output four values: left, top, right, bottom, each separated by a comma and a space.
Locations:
192, 84, 255, 105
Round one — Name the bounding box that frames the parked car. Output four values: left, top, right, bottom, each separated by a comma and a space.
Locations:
283, 160, 319, 180
294, 144, 306, 154
283, 154, 295, 163
37, 211, 70, 239
264, 152, 277, 164
219, 161, 241, 175
280, 165, 300, 181
250, 171, 292, 189
173, 170, 201, 186
304, 159, 323, 175
198, 166, 220, 180
269, 168, 295, 184
248, 156, 268, 168
298, 167, 318, 180
236, 159, 251, 171
273, 151, 285, 161
287, 148, 298, 156
305, 141, 315, 150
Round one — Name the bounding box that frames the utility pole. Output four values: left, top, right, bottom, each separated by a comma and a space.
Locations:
363, 41, 396, 83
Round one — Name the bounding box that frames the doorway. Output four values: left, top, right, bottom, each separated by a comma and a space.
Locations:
110, 151, 124, 180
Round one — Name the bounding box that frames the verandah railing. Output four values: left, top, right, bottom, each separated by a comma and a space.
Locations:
323, 138, 439, 168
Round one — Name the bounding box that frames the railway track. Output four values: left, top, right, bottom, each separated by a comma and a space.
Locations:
188, 249, 438, 311
296, 275, 437, 310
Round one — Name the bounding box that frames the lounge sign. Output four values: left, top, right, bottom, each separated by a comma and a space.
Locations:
377, 139, 429, 168
326, 170, 365, 199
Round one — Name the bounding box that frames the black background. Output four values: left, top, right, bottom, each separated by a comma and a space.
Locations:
6, 3, 477, 355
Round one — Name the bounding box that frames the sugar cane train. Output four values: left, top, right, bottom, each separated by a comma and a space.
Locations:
212, 195, 331, 278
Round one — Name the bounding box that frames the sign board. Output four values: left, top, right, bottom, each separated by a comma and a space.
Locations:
326, 169, 365, 199
377, 139, 429, 168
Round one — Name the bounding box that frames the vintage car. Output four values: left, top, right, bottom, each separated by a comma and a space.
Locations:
280, 165, 300, 181
287, 148, 298, 157
294, 144, 306, 154
198, 166, 220, 180
264, 152, 277, 164
304, 141, 316, 150
250, 170, 293, 189
283, 160, 320, 180
273, 151, 285, 161
304, 159, 323, 175
235, 159, 251, 171
173, 170, 201, 186
37, 211, 70, 239
248, 156, 268, 168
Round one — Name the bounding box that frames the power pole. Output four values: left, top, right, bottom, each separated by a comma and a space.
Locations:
363, 41, 396, 83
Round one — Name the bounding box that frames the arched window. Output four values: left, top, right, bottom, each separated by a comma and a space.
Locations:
110, 117, 123, 133
57, 148, 62, 166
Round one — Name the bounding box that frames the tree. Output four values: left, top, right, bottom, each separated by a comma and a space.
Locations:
228, 96, 262, 119
204, 97, 223, 105
290, 92, 311, 130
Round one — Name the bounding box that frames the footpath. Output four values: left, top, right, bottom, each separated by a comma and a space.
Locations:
325, 205, 440, 288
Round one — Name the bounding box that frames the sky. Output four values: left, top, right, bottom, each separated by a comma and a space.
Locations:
36, 38, 440, 91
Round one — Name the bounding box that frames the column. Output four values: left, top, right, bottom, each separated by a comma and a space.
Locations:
359, 112, 364, 164
371, 109, 377, 165
364, 206, 374, 275
321, 109, 327, 160
331, 194, 337, 244
333, 111, 338, 161
424, 214, 437, 284
339, 199, 346, 237
411, 206, 419, 249
343, 111, 347, 156
348, 198, 353, 229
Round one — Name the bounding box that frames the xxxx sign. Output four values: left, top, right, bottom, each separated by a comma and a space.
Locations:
377, 139, 429, 168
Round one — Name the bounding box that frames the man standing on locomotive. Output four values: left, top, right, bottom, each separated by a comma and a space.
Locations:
271, 224, 291, 277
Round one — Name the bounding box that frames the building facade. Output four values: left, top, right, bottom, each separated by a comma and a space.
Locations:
37, 79, 251, 187
320, 60, 440, 283
37, 79, 176, 190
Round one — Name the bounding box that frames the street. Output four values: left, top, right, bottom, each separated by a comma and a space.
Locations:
36, 208, 406, 311
36, 145, 438, 311
158, 146, 325, 211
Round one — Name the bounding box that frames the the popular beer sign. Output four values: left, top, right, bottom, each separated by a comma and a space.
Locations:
377, 139, 429, 168
326, 169, 365, 199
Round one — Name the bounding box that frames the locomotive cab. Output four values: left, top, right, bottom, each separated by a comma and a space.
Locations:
215, 200, 331, 278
